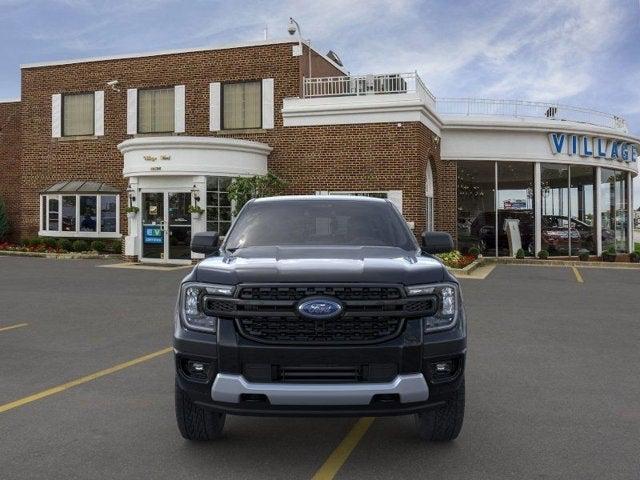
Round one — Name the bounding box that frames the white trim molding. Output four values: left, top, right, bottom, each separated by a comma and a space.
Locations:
118, 136, 271, 178
262, 78, 275, 129
94, 90, 105, 136
282, 94, 442, 135
174, 85, 186, 133
209, 82, 221, 132
51, 94, 62, 138
126, 88, 137, 135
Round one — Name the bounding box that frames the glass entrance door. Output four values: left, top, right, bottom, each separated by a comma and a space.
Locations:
141, 192, 192, 262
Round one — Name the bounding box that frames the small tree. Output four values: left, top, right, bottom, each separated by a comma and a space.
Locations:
0, 197, 9, 241
227, 173, 287, 216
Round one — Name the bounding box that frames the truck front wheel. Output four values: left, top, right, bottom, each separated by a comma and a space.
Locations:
414, 378, 465, 441
175, 379, 226, 441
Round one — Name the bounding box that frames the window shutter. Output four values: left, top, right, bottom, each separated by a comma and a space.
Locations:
209, 82, 221, 131
261, 78, 274, 129
51, 94, 62, 138
174, 85, 185, 133
126, 88, 137, 135
94, 90, 104, 136
387, 190, 403, 213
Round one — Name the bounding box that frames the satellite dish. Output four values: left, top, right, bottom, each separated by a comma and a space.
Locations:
326, 50, 343, 67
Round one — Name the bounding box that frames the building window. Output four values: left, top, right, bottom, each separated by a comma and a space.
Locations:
222, 81, 261, 129
600, 168, 629, 253
206, 177, 232, 235
496, 163, 535, 256
138, 87, 175, 133
40, 194, 119, 237
457, 161, 496, 256
63, 92, 94, 136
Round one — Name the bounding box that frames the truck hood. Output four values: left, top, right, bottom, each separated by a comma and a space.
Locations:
195, 246, 447, 285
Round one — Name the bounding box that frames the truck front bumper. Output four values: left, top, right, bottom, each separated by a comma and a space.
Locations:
174, 313, 465, 417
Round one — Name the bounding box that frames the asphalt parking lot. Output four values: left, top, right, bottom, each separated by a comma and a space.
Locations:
1, 257, 639, 479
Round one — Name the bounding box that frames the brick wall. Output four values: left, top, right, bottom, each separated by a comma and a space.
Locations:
15, 41, 453, 244
0, 101, 21, 240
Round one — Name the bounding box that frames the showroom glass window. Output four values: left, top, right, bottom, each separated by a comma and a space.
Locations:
456, 161, 496, 255
222, 81, 261, 130
62, 92, 94, 136
600, 168, 628, 252
206, 177, 232, 235
541, 164, 569, 256
569, 166, 596, 254
497, 163, 535, 256
138, 87, 175, 133
40, 194, 118, 236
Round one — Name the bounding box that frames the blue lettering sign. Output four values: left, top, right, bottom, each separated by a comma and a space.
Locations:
632, 144, 638, 162
595, 138, 607, 157
579, 136, 593, 156
620, 143, 629, 162
144, 226, 164, 244
549, 133, 565, 154
610, 141, 619, 160
569, 135, 579, 155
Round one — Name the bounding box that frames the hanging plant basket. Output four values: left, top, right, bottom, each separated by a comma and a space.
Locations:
126, 206, 139, 219
188, 206, 205, 219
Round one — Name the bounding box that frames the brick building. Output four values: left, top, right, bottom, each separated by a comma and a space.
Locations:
0, 38, 638, 262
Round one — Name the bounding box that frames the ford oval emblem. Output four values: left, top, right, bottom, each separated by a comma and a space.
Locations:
297, 297, 343, 320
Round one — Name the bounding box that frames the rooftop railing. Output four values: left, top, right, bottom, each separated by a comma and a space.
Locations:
436, 97, 628, 132
302, 72, 436, 107
301, 74, 628, 132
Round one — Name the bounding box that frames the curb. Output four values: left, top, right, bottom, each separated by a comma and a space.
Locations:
446, 257, 485, 276
0, 250, 119, 260
483, 257, 640, 270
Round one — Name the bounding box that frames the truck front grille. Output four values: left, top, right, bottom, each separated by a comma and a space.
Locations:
203, 283, 437, 345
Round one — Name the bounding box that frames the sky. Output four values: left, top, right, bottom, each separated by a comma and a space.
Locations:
1, 0, 639, 204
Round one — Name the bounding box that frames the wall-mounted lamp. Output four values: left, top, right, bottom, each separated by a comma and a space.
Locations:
191, 185, 201, 203
126, 186, 136, 203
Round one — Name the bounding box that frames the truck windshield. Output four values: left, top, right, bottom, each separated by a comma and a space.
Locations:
224, 199, 417, 251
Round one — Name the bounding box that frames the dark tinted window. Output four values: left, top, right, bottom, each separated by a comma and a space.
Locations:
224, 200, 416, 250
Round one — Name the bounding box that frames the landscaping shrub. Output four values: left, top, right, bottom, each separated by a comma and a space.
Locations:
603, 245, 617, 262
515, 248, 525, 259
58, 238, 73, 252
42, 237, 58, 249
90, 240, 106, 252
72, 239, 89, 252
577, 249, 590, 261
468, 246, 480, 258
630, 251, 640, 263
21, 238, 31, 247
537, 250, 549, 260
108, 239, 122, 253
30, 237, 43, 247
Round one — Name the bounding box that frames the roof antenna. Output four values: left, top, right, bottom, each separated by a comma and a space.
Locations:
263, 24, 268, 40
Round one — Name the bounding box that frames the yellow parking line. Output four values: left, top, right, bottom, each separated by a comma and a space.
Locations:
571, 266, 584, 283
0, 347, 172, 414
311, 417, 375, 480
0, 323, 28, 333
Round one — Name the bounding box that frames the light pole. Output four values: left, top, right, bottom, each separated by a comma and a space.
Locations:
288, 17, 312, 79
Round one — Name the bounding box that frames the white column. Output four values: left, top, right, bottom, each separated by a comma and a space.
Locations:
191, 175, 207, 260
124, 177, 139, 257
534, 162, 542, 255
595, 167, 602, 256
628, 171, 633, 253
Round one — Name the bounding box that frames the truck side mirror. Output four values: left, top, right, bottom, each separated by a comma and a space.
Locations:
421, 231, 454, 254
191, 231, 220, 256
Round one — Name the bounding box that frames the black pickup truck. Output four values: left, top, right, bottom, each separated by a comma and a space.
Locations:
174, 196, 466, 442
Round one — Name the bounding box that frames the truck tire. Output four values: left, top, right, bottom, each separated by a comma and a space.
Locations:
414, 378, 465, 442
175, 380, 226, 441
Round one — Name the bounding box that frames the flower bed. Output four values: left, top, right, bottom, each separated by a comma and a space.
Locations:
0, 238, 121, 255
437, 250, 477, 269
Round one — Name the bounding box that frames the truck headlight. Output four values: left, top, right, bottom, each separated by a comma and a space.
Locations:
406, 283, 459, 333
180, 283, 234, 333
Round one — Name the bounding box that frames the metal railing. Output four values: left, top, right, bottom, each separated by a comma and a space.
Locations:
303, 72, 436, 105
436, 97, 628, 132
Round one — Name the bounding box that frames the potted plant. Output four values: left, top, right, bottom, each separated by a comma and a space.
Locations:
187, 205, 205, 219
577, 249, 590, 261
126, 206, 139, 219
602, 245, 617, 262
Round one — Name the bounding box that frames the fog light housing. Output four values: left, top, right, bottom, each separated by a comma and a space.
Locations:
428, 358, 458, 382
182, 359, 211, 381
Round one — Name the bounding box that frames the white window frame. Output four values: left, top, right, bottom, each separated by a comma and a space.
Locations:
39, 193, 121, 238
